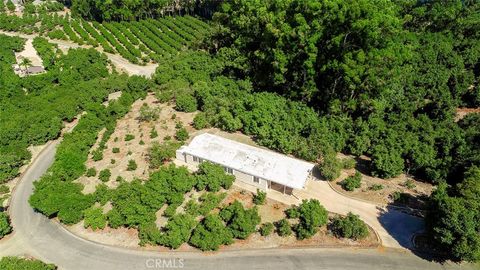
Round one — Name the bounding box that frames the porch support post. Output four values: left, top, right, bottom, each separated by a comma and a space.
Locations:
283, 185, 286, 194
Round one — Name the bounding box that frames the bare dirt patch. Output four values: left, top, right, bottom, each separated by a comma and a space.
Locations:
331, 155, 433, 209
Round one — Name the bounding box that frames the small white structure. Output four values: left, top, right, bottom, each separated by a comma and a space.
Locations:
176, 133, 315, 194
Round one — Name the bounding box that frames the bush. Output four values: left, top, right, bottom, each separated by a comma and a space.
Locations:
112, 147, 120, 153
0, 257, 56, 270
0, 212, 12, 239
175, 127, 189, 141
138, 104, 160, 122
391, 191, 409, 204
150, 128, 158, 138
369, 184, 384, 191
160, 214, 197, 249
341, 172, 362, 191
319, 149, 342, 181
127, 160, 137, 171
86, 167, 97, 177
330, 212, 369, 240
189, 214, 233, 251
259, 222, 274, 236
99, 169, 111, 182
196, 162, 235, 192
285, 207, 300, 219
0, 185, 10, 194
253, 189, 266, 205
220, 200, 261, 239
404, 179, 416, 190
193, 113, 210, 129
342, 158, 356, 169
92, 149, 103, 161
125, 134, 135, 141
83, 207, 106, 230
276, 219, 292, 237
148, 141, 181, 169
175, 93, 197, 112
293, 199, 328, 239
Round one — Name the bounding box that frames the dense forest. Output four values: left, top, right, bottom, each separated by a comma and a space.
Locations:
0, 0, 478, 263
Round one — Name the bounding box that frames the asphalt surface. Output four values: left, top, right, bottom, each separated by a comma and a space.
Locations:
0, 140, 477, 270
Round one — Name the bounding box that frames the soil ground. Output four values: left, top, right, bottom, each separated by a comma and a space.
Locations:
331, 155, 433, 209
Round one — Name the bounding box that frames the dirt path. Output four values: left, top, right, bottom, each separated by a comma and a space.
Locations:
0, 30, 158, 78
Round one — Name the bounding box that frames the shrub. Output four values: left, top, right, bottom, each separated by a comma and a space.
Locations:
341, 172, 362, 191
193, 113, 210, 129
259, 222, 274, 236
369, 184, 384, 191
319, 149, 342, 181
111, 159, 116, 164
404, 179, 416, 190
139, 140, 145, 145
150, 128, 158, 139
0, 212, 12, 239
159, 214, 197, 249
0, 257, 56, 270
342, 158, 356, 169
175, 128, 189, 141
148, 141, 181, 169
175, 93, 198, 112
86, 167, 97, 177
0, 185, 9, 194
99, 169, 111, 182
163, 203, 180, 218
92, 149, 103, 161
253, 189, 267, 205
189, 214, 233, 251
276, 219, 292, 237
125, 134, 135, 141
220, 200, 261, 239
112, 147, 120, 153
285, 207, 300, 219
196, 162, 235, 192
138, 104, 160, 122
83, 207, 106, 230
127, 160, 138, 171
330, 212, 369, 240
293, 199, 328, 240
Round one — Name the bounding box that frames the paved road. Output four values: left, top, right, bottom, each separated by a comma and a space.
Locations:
0, 140, 476, 270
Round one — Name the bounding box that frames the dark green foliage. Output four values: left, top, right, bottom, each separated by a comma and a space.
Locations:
319, 149, 342, 181
341, 172, 362, 192
189, 214, 233, 251
285, 207, 300, 219
330, 212, 369, 240
220, 200, 261, 239
138, 104, 160, 122
148, 141, 181, 169
259, 222, 274, 237
185, 192, 226, 217
159, 214, 197, 249
0, 184, 9, 194
293, 199, 328, 240
127, 160, 137, 171
149, 128, 158, 139
32, 37, 58, 70
112, 147, 120, 153
83, 207, 106, 230
175, 93, 197, 112
275, 219, 292, 237
193, 113, 209, 130
86, 167, 97, 177
175, 127, 189, 142
0, 212, 12, 238
91, 149, 103, 161
196, 162, 235, 192
252, 189, 266, 205
369, 184, 384, 191
125, 134, 135, 141
98, 169, 111, 182
0, 257, 56, 270
6, 0, 14, 12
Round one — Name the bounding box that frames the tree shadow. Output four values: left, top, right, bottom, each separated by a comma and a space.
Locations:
377, 204, 449, 263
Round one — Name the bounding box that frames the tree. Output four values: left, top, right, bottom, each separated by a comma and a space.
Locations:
20, 58, 32, 75
127, 160, 137, 171
330, 212, 369, 240
175, 93, 197, 112
259, 222, 274, 236
6, 0, 15, 12
98, 169, 111, 182
189, 214, 233, 251
0, 212, 12, 238
83, 206, 106, 230
252, 189, 266, 205
175, 127, 189, 142
148, 141, 181, 169
196, 162, 235, 192
0, 257, 56, 270
341, 172, 362, 191
293, 199, 328, 240
220, 200, 260, 239
275, 218, 292, 237
160, 214, 197, 249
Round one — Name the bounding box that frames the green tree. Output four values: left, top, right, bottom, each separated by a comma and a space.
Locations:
220, 200, 260, 239
160, 214, 197, 249
252, 189, 266, 205
175, 93, 198, 112
175, 127, 189, 142
83, 206, 107, 230
189, 214, 233, 251
275, 218, 292, 237
330, 212, 369, 240
0, 212, 12, 238
293, 199, 328, 240
341, 172, 362, 191
0, 257, 56, 270
98, 169, 111, 182
196, 162, 235, 192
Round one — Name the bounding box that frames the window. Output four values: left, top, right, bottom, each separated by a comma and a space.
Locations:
199, 158, 204, 163
193, 156, 198, 162
253, 176, 260, 183
224, 167, 233, 174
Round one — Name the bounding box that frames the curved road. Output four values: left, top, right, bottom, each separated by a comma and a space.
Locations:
0, 140, 476, 270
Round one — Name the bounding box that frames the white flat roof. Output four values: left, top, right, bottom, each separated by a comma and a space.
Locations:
177, 133, 314, 189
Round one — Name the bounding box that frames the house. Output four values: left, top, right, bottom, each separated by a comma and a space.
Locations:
26, 66, 45, 75
176, 133, 315, 194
